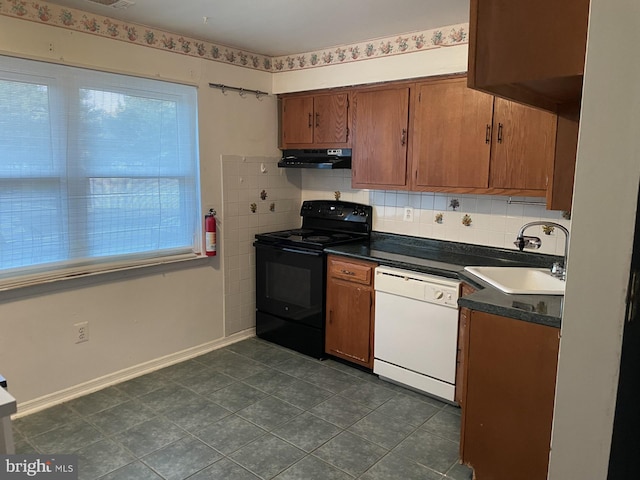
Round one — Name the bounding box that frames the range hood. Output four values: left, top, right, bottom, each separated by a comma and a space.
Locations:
278, 149, 352, 169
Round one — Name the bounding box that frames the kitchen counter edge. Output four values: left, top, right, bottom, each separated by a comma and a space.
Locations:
325, 234, 562, 329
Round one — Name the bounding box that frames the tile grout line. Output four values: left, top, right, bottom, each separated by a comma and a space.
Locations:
15, 339, 470, 480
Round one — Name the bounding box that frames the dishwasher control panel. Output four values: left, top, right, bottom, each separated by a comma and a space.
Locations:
374, 266, 460, 308
425, 284, 458, 307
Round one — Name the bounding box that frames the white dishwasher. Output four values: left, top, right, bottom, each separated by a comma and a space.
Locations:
374, 265, 460, 402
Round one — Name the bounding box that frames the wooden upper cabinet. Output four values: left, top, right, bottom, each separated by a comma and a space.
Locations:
410, 76, 560, 200
281, 96, 314, 145
489, 98, 558, 191
313, 93, 349, 145
468, 0, 590, 112
279, 92, 350, 148
412, 77, 493, 189
351, 86, 410, 189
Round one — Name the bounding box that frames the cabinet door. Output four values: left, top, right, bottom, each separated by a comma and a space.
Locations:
314, 93, 349, 145
352, 86, 410, 188
462, 311, 559, 480
412, 78, 493, 189
468, 0, 589, 111
281, 96, 313, 145
490, 98, 557, 191
326, 280, 373, 367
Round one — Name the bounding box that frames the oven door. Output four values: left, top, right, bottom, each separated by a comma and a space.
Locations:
254, 242, 325, 328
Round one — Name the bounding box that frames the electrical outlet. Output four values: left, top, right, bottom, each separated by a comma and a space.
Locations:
403, 206, 414, 222
74, 321, 89, 344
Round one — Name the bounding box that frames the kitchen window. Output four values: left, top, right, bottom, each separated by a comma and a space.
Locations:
0, 55, 200, 289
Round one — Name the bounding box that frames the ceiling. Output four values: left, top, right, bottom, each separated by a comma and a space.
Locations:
43, 0, 470, 56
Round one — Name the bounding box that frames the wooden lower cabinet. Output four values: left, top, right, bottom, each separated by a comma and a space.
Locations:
325, 255, 377, 369
455, 283, 477, 407
460, 311, 560, 479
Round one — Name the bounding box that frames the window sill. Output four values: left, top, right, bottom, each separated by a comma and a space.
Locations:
0, 254, 216, 298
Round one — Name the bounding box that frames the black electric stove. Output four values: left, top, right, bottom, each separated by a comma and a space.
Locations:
254, 200, 372, 357
254, 201, 372, 250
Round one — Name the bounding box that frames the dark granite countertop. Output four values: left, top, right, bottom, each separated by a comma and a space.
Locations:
324, 232, 563, 328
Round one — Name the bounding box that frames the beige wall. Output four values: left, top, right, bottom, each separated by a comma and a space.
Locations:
0, 15, 279, 410
3, 11, 635, 476
272, 44, 468, 93
548, 0, 640, 477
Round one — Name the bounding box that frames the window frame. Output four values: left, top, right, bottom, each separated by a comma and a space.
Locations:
0, 55, 202, 291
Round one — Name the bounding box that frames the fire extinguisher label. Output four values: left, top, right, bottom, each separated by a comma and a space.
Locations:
206, 232, 216, 252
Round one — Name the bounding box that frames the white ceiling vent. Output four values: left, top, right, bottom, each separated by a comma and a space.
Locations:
84, 0, 135, 8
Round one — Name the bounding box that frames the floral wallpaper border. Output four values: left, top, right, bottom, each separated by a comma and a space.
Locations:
270, 23, 468, 72
0, 0, 468, 73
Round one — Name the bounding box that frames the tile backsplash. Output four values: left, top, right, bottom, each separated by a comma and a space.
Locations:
221, 155, 301, 335
220, 164, 570, 335
301, 170, 570, 257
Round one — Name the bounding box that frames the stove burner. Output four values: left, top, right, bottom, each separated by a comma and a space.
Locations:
270, 228, 314, 238
306, 235, 331, 243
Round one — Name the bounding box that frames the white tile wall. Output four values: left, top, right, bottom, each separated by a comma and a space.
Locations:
221, 155, 302, 335
219, 165, 571, 334
301, 169, 571, 257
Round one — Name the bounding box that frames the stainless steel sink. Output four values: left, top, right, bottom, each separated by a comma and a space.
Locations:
464, 266, 565, 295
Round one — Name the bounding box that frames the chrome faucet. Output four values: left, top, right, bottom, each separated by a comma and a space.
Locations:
515, 221, 570, 280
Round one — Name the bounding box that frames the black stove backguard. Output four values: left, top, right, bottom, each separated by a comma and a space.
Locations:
254, 200, 372, 358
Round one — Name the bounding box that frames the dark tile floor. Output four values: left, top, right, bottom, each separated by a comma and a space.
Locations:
12, 337, 473, 480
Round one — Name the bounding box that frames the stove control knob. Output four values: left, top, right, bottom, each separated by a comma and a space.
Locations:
434, 290, 444, 300
352, 210, 359, 216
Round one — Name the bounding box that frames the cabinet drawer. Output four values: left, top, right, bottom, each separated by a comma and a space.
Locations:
328, 257, 373, 285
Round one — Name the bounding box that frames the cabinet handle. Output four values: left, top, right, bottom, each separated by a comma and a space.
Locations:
329, 309, 333, 324
315, 112, 320, 127
346, 126, 349, 141
308, 113, 312, 128
497, 123, 504, 144
401, 128, 407, 146
485, 124, 491, 144
341, 269, 355, 276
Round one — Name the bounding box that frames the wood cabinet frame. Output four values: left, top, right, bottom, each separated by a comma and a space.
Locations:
278, 90, 351, 149
325, 255, 377, 369
277, 73, 576, 210
460, 311, 560, 479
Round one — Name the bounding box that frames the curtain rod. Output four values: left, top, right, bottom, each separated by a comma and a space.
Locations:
208, 83, 268, 99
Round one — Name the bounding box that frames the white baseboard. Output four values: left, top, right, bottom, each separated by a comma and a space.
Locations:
14, 328, 256, 418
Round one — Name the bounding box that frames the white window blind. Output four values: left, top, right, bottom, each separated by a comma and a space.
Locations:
0, 56, 200, 287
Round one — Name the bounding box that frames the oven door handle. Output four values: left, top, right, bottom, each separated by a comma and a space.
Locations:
281, 247, 324, 257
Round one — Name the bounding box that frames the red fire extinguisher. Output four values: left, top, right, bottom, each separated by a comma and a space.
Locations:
205, 208, 217, 257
